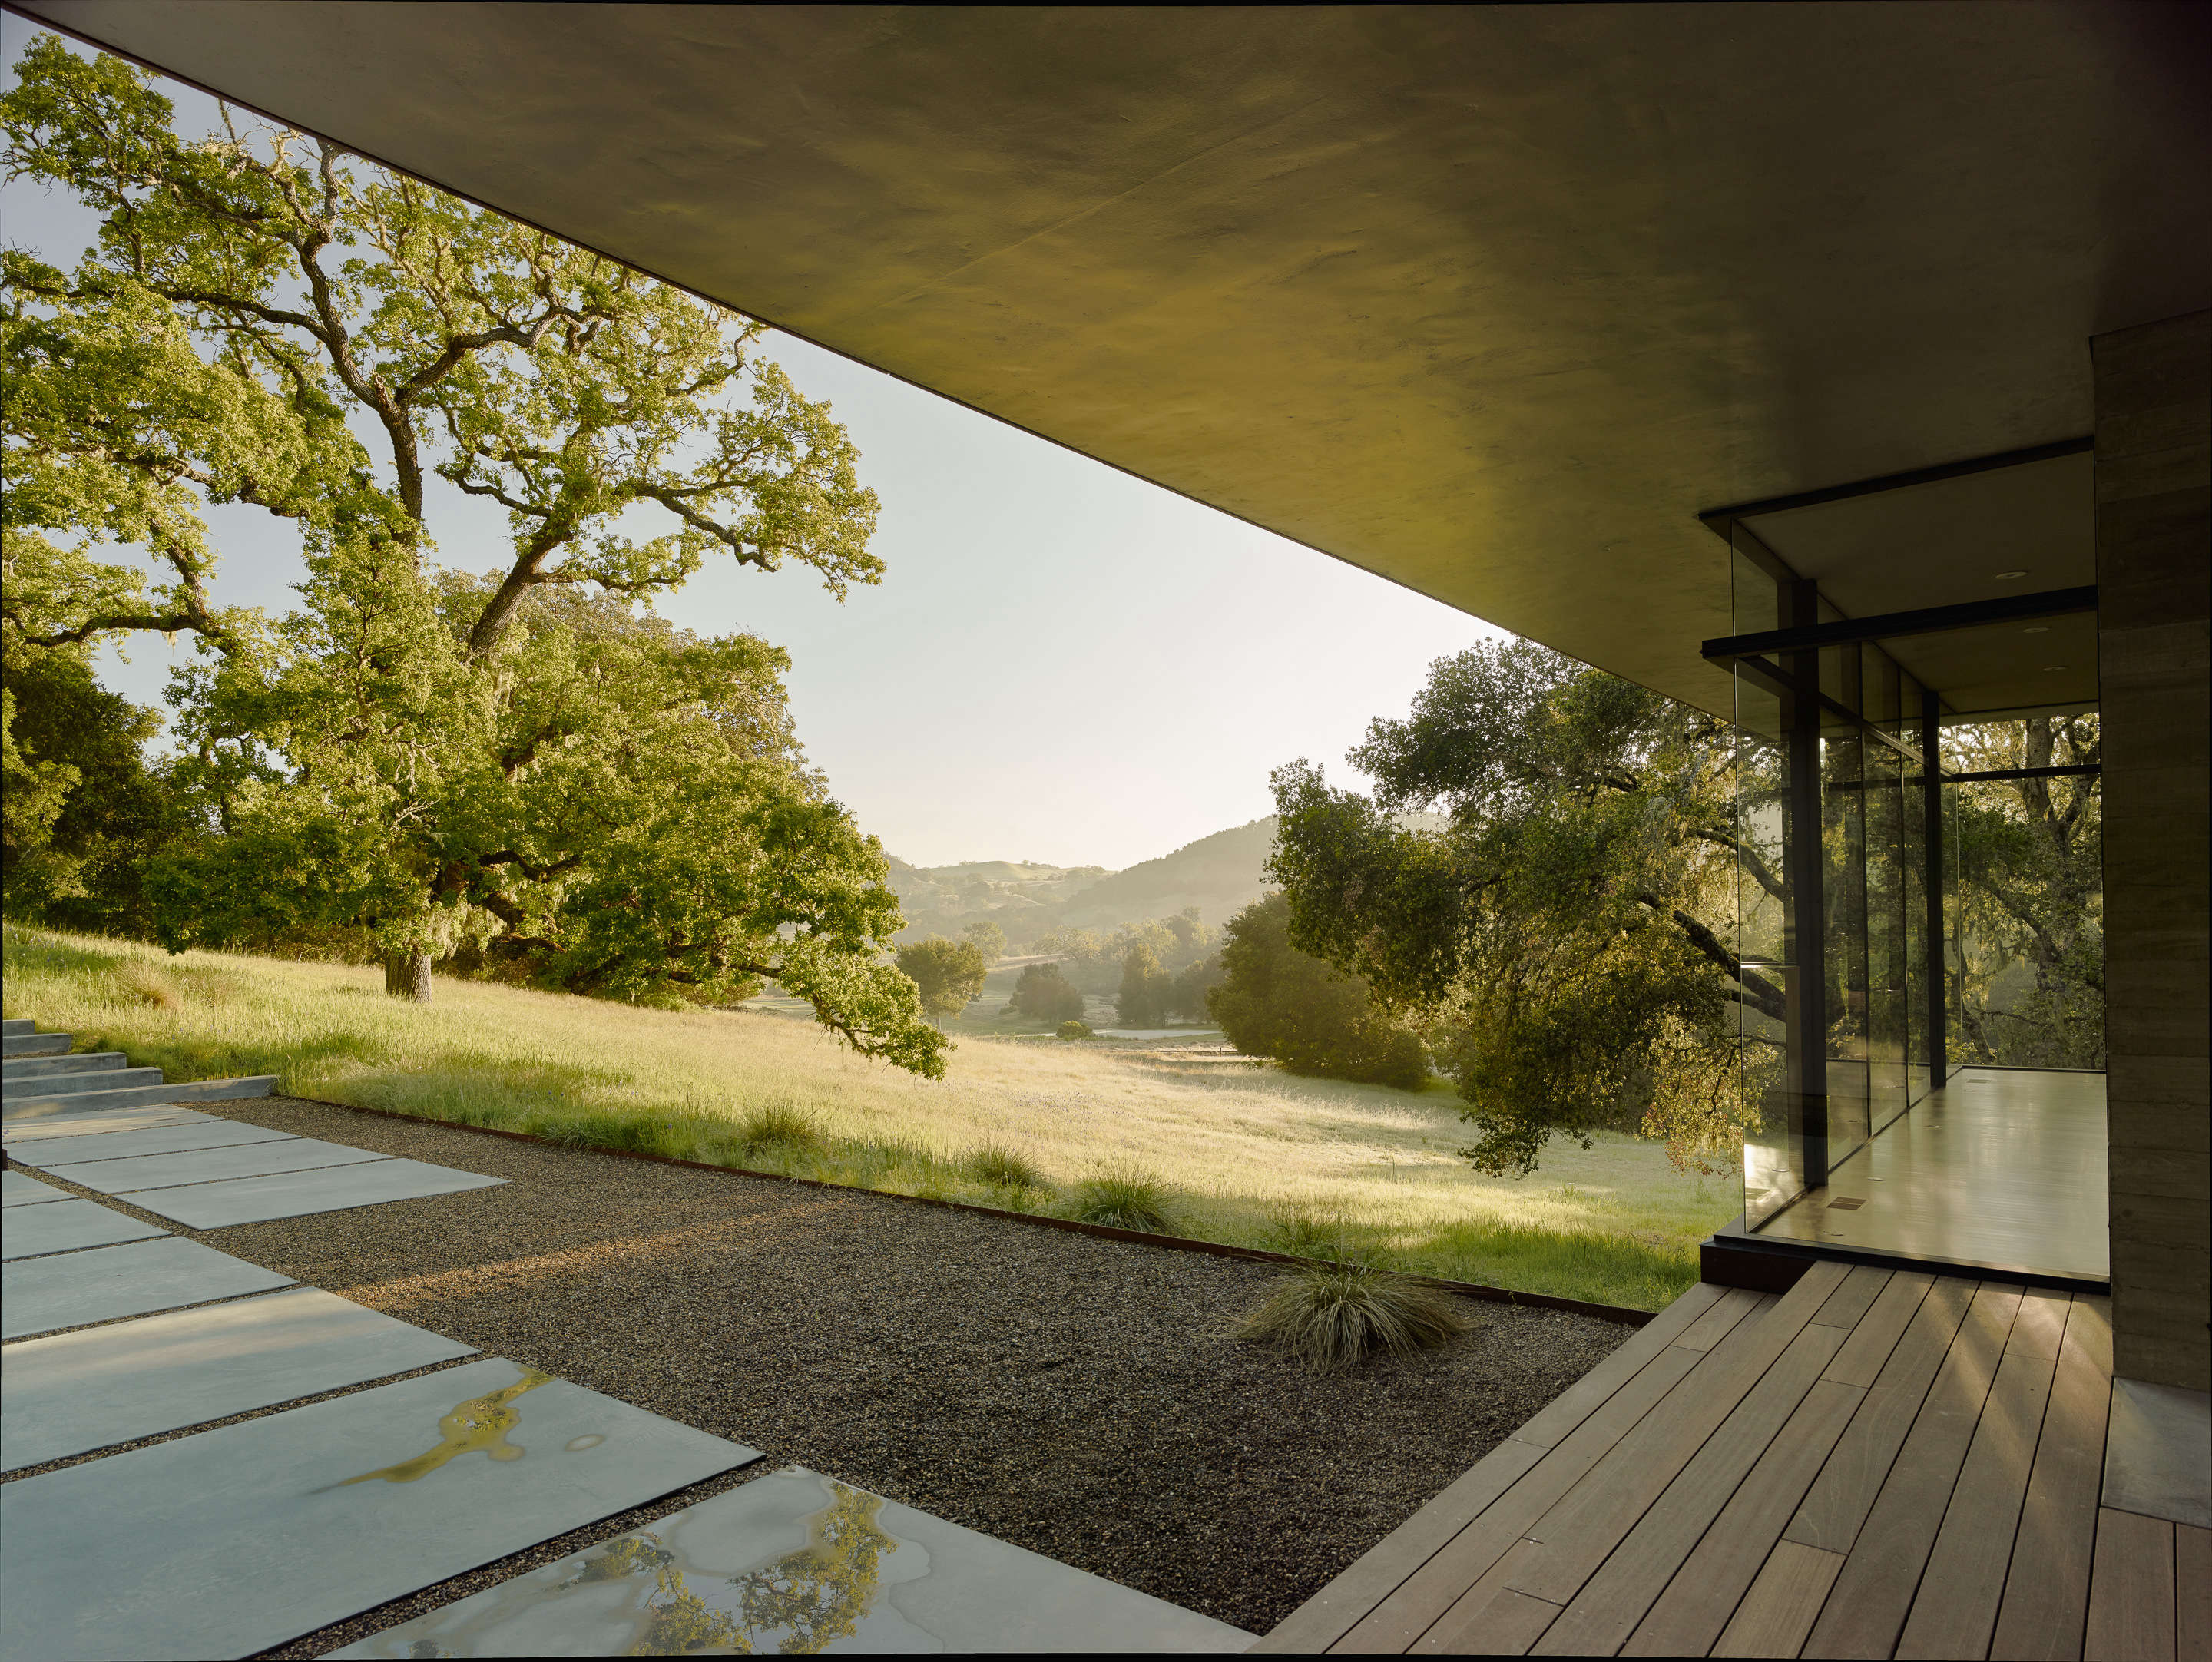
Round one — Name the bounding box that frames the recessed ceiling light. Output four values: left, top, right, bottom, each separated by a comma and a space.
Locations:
2041, 664, 2069, 672
1995, 570, 2029, 580
2023, 626, 2050, 634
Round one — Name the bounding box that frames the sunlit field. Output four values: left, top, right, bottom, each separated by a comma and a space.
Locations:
5, 926, 1738, 1309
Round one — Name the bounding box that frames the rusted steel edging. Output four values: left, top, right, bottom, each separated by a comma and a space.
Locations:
294, 1095, 1656, 1328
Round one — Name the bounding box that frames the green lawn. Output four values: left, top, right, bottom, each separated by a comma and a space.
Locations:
4, 925, 1740, 1309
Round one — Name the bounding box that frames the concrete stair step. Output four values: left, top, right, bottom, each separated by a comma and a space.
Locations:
2, 1066, 164, 1103
0, 1052, 127, 1083
2, 1034, 71, 1058
2, 1075, 280, 1122
1, 1019, 33, 1036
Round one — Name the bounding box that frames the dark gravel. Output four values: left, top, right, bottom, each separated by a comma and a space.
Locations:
13, 1094, 1631, 1652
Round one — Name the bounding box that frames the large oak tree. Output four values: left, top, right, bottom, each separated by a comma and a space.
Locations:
2, 38, 944, 1074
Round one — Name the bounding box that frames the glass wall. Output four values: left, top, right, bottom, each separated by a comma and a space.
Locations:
1731, 542, 1936, 1226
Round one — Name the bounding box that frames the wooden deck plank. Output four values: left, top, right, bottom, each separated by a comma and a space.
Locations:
1992, 1296, 2114, 1662
1330, 1333, 1731, 1652
2085, 1507, 2174, 1662
1407, 1541, 1547, 1655
1260, 1283, 1736, 1652
1824, 1270, 1937, 1388
1509, 1282, 1732, 1451
1501, 1260, 1855, 1607
1620, 1377, 1866, 1657
1257, 1439, 1548, 1654
1409, 1561, 1565, 1660
1672, 1285, 1770, 1354
2175, 1525, 2209, 1662
1526, 1323, 1850, 1655
1786, 1276, 1979, 1553
1713, 1541, 1846, 1659
1812, 1264, 1894, 1329
1800, 1281, 2025, 1658
1896, 1300, 2067, 1659
2005, 1285, 2076, 1359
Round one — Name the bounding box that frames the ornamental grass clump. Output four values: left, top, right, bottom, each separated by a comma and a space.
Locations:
1068, 1165, 1174, 1233
1239, 1263, 1477, 1375
965, 1141, 1048, 1193
731, 1101, 823, 1158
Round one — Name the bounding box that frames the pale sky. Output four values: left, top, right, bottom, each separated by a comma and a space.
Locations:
2, 17, 1505, 870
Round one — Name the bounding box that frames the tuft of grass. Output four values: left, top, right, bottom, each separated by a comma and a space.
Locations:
1240, 1263, 1479, 1374
1263, 1202, 1361, 1263
118, 962, 184, 1008
1068, 1164, 1174, 1233
730, 1101, 822, 1157
965, 1140, 1049, 1192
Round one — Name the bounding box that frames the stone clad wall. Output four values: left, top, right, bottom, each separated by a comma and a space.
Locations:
2094, 309, 2211, 1392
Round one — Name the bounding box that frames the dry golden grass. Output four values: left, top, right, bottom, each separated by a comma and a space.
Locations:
3, 925, 1737, 1307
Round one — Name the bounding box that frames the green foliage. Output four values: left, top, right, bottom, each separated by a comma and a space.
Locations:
1166, 953, 1224, 1022
0, 646, 182, 930
1032, 907, 1214, 995
1056, 1018, 1094, 1040
1068, 1165, 1174, 1232
1008, 960, 1085, 1023
1115, 942, 1172, 1027
1270, 639, 1748, 1174
1, 38, 944, 1076
1207, 893, 1429, 1088
1237, 1264, 1477, 1374
1945, 717, 2101, 1067
893, 935, 988, 1022
960, 919, 1007, 963
965, 1141, 1048, 1192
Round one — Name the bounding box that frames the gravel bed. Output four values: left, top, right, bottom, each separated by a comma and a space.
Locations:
12, 1095, 1631, 1651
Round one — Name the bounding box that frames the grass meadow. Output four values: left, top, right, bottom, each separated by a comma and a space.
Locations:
4, 925, 1739, 1309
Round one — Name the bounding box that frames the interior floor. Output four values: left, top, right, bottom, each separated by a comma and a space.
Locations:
1753, 1067, 2108, 1281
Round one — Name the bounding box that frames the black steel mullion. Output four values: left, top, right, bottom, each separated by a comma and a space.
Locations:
1701, 585, 2098, 664
1785, 581, 1830, 1191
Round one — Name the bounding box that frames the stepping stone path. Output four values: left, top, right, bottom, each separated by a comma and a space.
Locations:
0, 1018, 1257, 1656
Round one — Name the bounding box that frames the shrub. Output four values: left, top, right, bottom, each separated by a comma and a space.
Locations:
966, 1141, 1048, 1191
1239, 1263, 1477, 1374
1057, 1019, 1093, 1040
731, 1101, 822, 1157
1068, 1164, 1174, 1233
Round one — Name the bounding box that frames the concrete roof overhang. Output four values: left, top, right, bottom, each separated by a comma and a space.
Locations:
17, 2, 2210, 719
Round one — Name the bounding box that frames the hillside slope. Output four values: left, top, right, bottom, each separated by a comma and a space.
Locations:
887, 818, 1277, 944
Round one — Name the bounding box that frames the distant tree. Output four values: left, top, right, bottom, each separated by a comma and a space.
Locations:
1207, 893, 1427, 1088
1008, 961, 1085, 1023
1057, 1018, 1094, 1040
1167, 955, 1224, 1023
896, 935, 988, 1025
962, 919, 1007, 963
1117, 942, 1172, 1028
1163, 905, 1210, 951
1, 644, 182, 932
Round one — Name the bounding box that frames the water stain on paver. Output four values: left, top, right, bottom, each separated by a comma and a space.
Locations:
330, 1369, 554, 1488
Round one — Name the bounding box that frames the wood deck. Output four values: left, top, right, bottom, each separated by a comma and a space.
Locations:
1259, 1262, 2208, 1659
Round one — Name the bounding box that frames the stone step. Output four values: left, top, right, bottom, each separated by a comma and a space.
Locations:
2, 1034, 71, 1058
1, 1018, 33, 1036
2, 1066, 164, 1103
0, 1052, 127, 1083
2, 1075, 280, 1122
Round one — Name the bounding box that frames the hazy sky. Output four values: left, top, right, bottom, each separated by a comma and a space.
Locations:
1, 17, 1505, 870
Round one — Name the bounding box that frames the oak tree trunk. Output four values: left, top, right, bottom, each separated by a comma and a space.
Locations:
382, 950, 433, 1003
